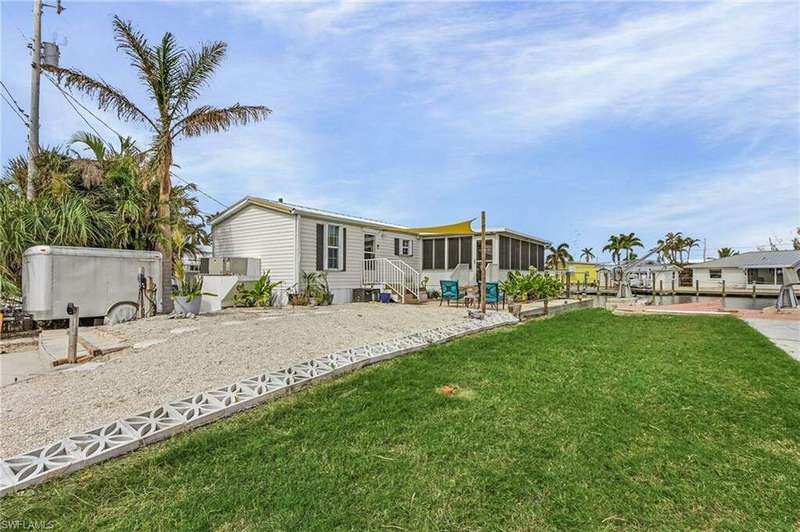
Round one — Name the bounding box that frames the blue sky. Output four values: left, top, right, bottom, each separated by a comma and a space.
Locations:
2, 1, 798, 260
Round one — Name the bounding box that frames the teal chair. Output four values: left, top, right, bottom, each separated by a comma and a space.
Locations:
480, 281, 505, 310
439, 280, 462, 306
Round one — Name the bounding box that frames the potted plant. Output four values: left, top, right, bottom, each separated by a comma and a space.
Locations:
171, 227, 214, 315
418, 276, 429, 302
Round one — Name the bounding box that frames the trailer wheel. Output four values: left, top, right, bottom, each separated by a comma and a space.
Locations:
105, 301, 139, 325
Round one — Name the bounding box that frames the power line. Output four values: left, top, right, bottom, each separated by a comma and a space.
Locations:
45, 74, 106, 140
1, 92, 30, 127
0, 80, 30, 121
172, 173, 229, 210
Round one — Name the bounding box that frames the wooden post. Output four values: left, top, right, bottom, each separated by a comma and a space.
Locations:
651, 273, 656, 302
671, 278, 676, 295
480, 211, 486, 314
659, 279, 663, 296
566, 271, 571, 299
695, 280, 699, 296
67, 304, 79, 364
752, 284, 756, 299
722, 279, 726, 297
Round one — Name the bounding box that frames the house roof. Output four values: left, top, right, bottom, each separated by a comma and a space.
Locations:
688, 250, 800, 269
211, 196, 550, 243
209, 196, 417, 234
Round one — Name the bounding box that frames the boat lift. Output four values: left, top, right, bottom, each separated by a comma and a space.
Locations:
612, 245, 666, 298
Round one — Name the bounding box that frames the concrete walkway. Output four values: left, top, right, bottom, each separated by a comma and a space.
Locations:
745, 319, 800, 361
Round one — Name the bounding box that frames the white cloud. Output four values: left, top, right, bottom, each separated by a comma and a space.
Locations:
596, 159, 800, 252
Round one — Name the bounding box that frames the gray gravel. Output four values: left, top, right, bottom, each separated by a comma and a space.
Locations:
0, 303, 468, 457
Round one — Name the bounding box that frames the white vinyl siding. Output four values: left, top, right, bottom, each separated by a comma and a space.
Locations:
212, 205, 296, 287
299, 217, 422, 303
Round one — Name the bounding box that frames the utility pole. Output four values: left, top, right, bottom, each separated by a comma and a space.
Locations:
27, 0, 43, 201
26, 0, 63, 201
480, 211, 487, 314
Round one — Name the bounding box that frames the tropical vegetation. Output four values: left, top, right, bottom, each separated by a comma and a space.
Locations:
5, 310, 798, 529
657, 232, 701, 265
602, 232, 643, 263
42, 16, 270, 310
544, 242, 573, 270
1, 136, 206, 298
234, 271, 282, 308
717, 247, 738, 258
579, 247, 594, 262
498, 270, 563, 302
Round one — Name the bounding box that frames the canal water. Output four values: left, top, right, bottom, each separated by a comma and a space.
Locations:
591, 294, 775, 310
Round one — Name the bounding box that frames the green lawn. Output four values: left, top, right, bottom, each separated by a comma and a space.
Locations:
3, 309, 799, 530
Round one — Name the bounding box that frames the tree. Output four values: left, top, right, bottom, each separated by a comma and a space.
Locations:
717, 247, 737, 258
580, 247, 595, 262
619, 232, 643, 261
545, 243, 573, 270
793, 228, 800, 251
44, 16, 270, 311
684, 237, 700, 263
603, 235, 623, 264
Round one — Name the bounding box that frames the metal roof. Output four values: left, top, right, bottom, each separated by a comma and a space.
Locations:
688, 250, 800, 269
211, 196, 550, 243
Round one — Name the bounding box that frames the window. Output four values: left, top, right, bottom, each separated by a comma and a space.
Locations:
394, 238, 413, 256
422, 240, 434, 269
709, 269, 722, 279
447, 237, 460, 270
521, 242, 530, 270
459, 236, 472, 268
434, 239, 445, 269
747, 268, 779, 285
326, 224, 340, 270
499, 236, 510, 269
510, 239, 521, 270
422, 238, 446, 270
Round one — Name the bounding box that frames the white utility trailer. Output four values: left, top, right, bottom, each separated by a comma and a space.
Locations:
22, 246, 162, 321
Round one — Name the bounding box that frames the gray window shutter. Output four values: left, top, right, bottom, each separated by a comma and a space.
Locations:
342, 227, 347, 271
394, 238, 400, 256
316, 224, 324, 271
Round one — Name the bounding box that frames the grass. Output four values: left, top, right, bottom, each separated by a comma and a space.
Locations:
2, 309, 799, 530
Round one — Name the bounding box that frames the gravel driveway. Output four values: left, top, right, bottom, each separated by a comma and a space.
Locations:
0, 303, 467, 457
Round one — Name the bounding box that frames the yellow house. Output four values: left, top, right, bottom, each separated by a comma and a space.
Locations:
553, 262, 600, 286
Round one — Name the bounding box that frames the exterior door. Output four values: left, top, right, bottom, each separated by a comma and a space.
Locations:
364, 234, 376, 270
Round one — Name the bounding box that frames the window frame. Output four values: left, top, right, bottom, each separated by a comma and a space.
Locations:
325, 224, 341, 271
709, 269, 722, 279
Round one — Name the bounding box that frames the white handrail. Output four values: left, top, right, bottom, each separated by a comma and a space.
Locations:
363, 258, 420, 303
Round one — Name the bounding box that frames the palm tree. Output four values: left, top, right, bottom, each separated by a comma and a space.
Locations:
580, 247, 595, 262
657, 232, 683, 264
603, 235, 623, 264
44, 16, 270, 311
684, 237, 700, 263
717, 247, 737, 258
619, 232, 643, 261
545, 243, 573, 270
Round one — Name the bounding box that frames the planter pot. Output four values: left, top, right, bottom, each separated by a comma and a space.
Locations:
174, 295, 202, 315
326, 294, 334, 305
418, 290, 428, 303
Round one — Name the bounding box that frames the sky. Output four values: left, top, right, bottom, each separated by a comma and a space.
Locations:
2, 0, 799, 261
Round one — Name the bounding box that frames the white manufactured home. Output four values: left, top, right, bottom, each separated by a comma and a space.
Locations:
688, 250, 800, 290
209, 197, 549, 305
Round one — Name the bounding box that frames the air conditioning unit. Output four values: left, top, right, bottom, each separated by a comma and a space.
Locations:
200, 257, 261, 278
200, 257, 224, 275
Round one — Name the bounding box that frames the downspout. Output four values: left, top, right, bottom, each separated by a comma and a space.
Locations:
294, 212, 301, 291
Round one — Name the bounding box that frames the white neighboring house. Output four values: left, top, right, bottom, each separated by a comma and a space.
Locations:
688, 250, 800, 289
419, 229, 550, 293
210, 196, 423, 305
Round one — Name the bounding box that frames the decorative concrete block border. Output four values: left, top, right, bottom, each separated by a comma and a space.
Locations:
0, 312, 518, 497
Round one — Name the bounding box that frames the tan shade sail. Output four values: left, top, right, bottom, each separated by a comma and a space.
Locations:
409, 219, 477, 235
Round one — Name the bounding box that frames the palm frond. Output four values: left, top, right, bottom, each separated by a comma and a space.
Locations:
173, 104, 271, 138
112, 16, 158, 93
171, 41, 227, 118
43, 64, 155, 127
154, 31, 185, 112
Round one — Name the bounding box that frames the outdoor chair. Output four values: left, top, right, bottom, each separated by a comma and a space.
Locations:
439, 280, 463, 307
477, 281, 504, 310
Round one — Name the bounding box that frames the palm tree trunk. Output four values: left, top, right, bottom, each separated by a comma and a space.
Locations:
158, 143, 173, 313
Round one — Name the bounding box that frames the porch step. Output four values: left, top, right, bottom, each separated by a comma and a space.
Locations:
402, 295, 420, 305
